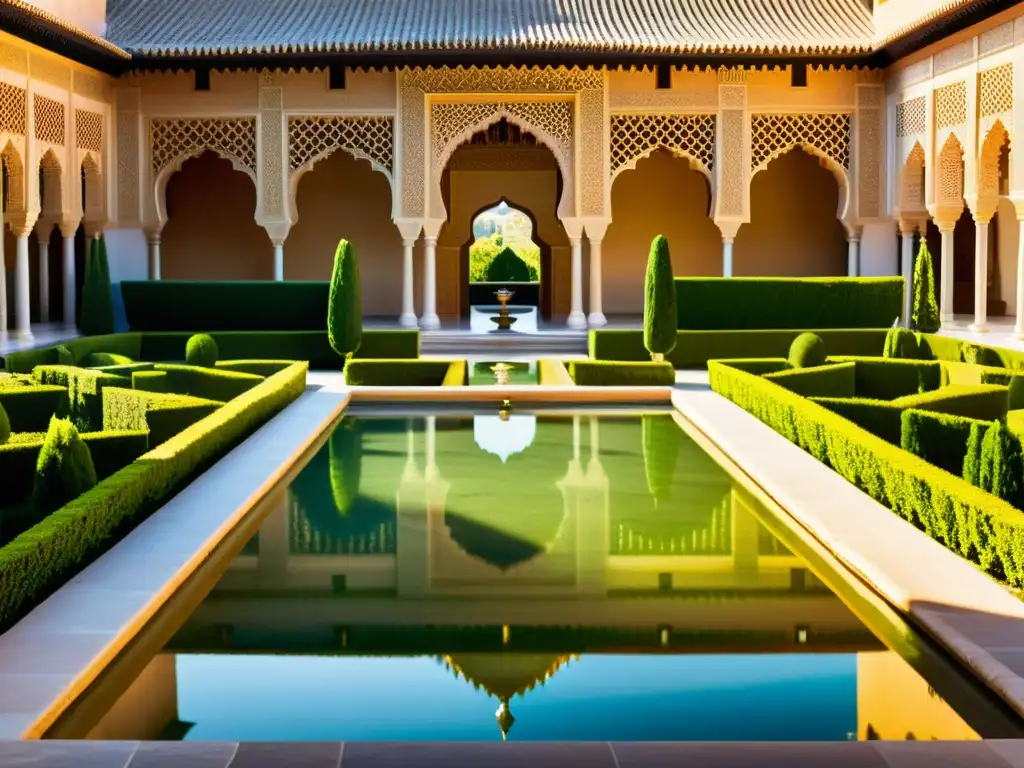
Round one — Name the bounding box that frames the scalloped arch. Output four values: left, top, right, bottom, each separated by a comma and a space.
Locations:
154, 148, 257, 227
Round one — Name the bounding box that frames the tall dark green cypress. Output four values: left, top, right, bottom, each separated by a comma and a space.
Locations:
643, 235, 677, 362
79, 235, 114, 336
911, 240, 940, 333
328, 239, 363, 362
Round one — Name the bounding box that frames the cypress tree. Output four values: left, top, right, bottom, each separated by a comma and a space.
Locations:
78, 235, 114, 336
329, 419, 363, 515
911, 240, 940, 333
643, 235, 677, 362
979, 421, 1024, 508
328, 239, 363, 363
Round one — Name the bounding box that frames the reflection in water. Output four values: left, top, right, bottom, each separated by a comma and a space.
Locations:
80, 413, 1013, 743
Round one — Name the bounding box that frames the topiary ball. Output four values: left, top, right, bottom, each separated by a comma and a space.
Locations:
185, 333, 219, 367
0, 402, 9, 445
788, 333, 826, 369
31, 416, 97, 514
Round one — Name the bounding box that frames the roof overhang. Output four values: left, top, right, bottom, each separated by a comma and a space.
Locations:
0, 0, 129, 74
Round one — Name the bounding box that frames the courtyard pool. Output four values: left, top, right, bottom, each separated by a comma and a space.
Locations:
50, 408, 1024, 742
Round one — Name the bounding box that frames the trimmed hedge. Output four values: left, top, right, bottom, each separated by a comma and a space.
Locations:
31, 418, 97, 516
0, 385, 68, 432
343, 359, 465, 387
590, 329, 889, 368
4, 334, 142, 373
674, 277, 903, 330
91, 362, 156, 377
80, 352, 134, 368
810, 396, 906, 444
708, 361, 1024, 588
710, 358, 790, 375
568, 360, 675, 386
121, 281, 331, 331
33, 366, 130, 431
132, 370, 167, 393
891, 384, 1009, 422
0, 362, 308, 630
538, 359, 575, 386
154, 363, 263, 402
764, 362, 856, 398
215, 360, 295, 376
829, 357, 941, 400
900, 409, 991, 477
102, 387, 222, 446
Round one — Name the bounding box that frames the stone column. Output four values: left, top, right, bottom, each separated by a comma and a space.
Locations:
936, 221, 956, 328
846, 231, 861, 277
0, 222, 7, 333
35, 223, 49, 323
396, 220, 422, 328
584, 220, 608, 327
146, 231, 162, 280
722, 237, 734, 277
563, 218, 586, 329
898, 223, 915, 328
1015, 202, 1024, 339
970, 212, 993, 333
420, 220, 442, 331
272, 240, 284, 281
12, 223, 34, 338
59, 220, 79, 328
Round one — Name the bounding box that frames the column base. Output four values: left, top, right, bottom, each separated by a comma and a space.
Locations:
968, 322, 989, 334
567, 311, 587, 330
398, 313, 419, 329
939, 316, 958, 330
587, 312, 607, 328
420, 314, 441, 331
12, 328, 33, 341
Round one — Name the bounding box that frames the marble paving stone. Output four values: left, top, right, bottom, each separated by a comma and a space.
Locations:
228, 742, 342, 768
341, 742, 616, 768
874, 741, 1014, 768
10, 586, 155, 634
0, 739, 138, 768
989, 741, 1024, 768
127, 741, 238, 768
612, 742, 889, 768
0, 630, 116, 676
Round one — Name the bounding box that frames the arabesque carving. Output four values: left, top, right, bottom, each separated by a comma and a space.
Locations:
0, 83, 27, 137
289, 115, 393, 176
403, 66, 603, 93
150, 118, 257, 177
935, 82, 967, 129
937, 133, 964, 206
980, 63, 1013, 118
751, 113, 851, 173
610, 113, 715, 178
75, 109, 103, 153
896, 96, 926, 138
33, 93, 65, 146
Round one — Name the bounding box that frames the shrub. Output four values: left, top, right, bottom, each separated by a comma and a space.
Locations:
343, 359, 463, 387
892, 384, 1009, 422
483, 247, 533, 283
0, 385, 68, 432
788, 333, 826, 369
33, 366, 129, 432
900, 409, 991, 477
883, 327, 922, 359
828, 357, 941, 399
568, 360, 675, 386
0, 403, 9, 445
185, 333, 219, 367
328, 239, 363, 360
102, 387, 222, 446
977, 421, 1024, 508
962, 342, 1004, 368
80, 352, 135, 368
644, 236, 677, 362
0, 362, 308, 630
810, 396, 905, 444
78, 236, 114, 336
56, 345, 75, 366
215, 360, 295, 376
708, 362, 1024, 587
980, 370, 1024, 410
153, 364, 262, 402
589, 329, 889, 368
764, 362, 855, 398
133, 370, 167, 393
31, 417, 97, 515
329, 420, 362, 514
711, 358, 790, 375
911, 241, 940, 333
674, 277, 903, 330
964, 421, 986, 487
4, 334, 143, 374
642, 414, 680, 504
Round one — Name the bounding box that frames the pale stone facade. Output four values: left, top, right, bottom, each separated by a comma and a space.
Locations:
0, 2, 1022, 335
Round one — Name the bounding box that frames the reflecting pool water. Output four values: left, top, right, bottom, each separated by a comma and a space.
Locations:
69, 410, 1024, 743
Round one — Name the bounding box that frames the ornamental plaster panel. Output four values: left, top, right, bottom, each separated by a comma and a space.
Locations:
896, 96, 926, 138
858, 87, 884, 109
150, 117, 257, 177
857, 106, 883, 219
934, 40, 977, 76
937, 133, 965, 207
935, 82, 967, 130
0, 82, 27, 136
73, 71, 111, 104
610, 113, 715, 179
751, 113, 851, 173
0, 45, 27, 76
75, 109, 102, 152
980, 63, 1013, 118
887, 60, 933, 95
1, 140, 26, 213
28, 54, 69, 90
980, 21, 1015, 57
403, 66, 602, 93
289, 115, 394, 176
259, 87, 286, 220
720, 85, 746, 110
978, 120, 1009, 201
717, 110, 745, 217
579, 86, 606, 216
609, 89, 718, 113
33, 93, 65, 146
116, 110, 139, 224
399, 84, 425, 218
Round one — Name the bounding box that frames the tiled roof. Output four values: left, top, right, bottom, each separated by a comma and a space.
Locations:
0, 0, 130, 58
105, 0, 876, 58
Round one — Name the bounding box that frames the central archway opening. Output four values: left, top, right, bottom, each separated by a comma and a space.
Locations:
439, 118, 565, 324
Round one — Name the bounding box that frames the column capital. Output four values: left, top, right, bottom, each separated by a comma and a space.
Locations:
897, 218, 927, 237
714, 218, 743, 242
58, 218, 81, 239
7, 212, 38, 238
560, 217, 584, 240
844, 225, 863, 243
422, 218, 444, 240
395, 218, 424, 241
965, 195, 998, 225
582, 217, 610, 243
262, 220, 291, 247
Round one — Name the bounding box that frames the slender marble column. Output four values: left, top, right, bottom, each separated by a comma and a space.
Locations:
400, 237, 418, 328
587, 236, 606, 327
147, 232, 162, 280
900, 229, 915, 327
970, 215, 991, 333
272, 241, 284, 281
722, 238, 734, 277
0, 223, 7, 333
567, 236, 586, 329
939, 227, 956, 328
36, 235, 49, 322
846, 237, 860, 277
13, 228, 32, 338
1016, 217, 1024, 338
421, 236, 440, 330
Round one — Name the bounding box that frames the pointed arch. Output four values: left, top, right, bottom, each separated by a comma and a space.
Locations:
38, 147, 62, 219
900, 141, 927, 213
153, 147, 257, 227
753, 144, 852, 228
979, 119, 1010, 200
81, 152, 103, 222
937, 133, 965, 209
288, 147, 393, 226
1, 140, 25, 214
